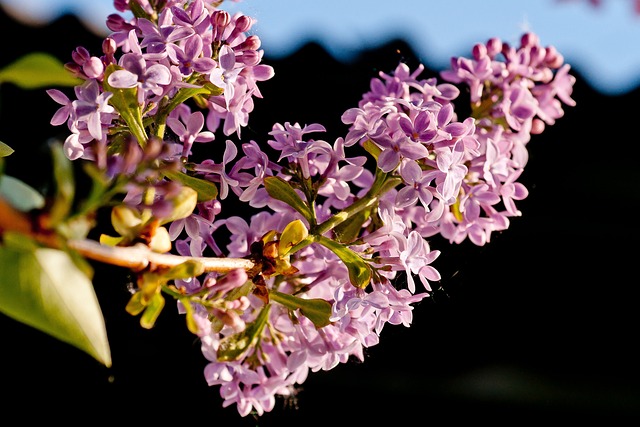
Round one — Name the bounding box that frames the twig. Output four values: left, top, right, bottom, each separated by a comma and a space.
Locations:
68, 238, 254, 273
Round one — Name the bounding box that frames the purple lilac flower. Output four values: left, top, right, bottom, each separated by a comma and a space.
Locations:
167, 109, 215, 157
107, 50, 172, 105
193, 140, 240, 200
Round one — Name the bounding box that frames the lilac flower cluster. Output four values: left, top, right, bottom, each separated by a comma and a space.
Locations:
46, 0, 575, 418
48, 0, 272, 167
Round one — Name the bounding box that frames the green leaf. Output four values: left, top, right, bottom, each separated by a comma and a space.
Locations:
0, 52, 81, 89
0, 235, 111, 367
140, 293, 165, 329
333, 208, 370, 244
217, 304, 271, 362
161, 83, 223, 116
77, 162, 113, 215
0, 141, 14, 157
110, 204, 143, 240
158, 186, 198, 225
0, 175, 45, 211
180, 297, 199, 334
269, 290, 332, 328
316, 235, 372, 289
279, 219, 308, 256
163, 169, 218, 202
363, 138, 381, 160
46, 141, 75, 227
264, 176, 313, 224
125, 291, 146, 316
99, 234, 124, 246
164, 259, 205, 281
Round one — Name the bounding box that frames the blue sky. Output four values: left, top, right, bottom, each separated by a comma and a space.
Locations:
1, 0, 639, 95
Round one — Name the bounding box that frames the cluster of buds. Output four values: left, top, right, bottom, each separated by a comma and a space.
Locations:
45, 0, 575, 417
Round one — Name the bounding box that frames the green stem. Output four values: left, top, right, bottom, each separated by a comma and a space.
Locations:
313, 190, 380, 236
312, 168, 399, 236
120, 106, 148, 147
289, 168, 401, 255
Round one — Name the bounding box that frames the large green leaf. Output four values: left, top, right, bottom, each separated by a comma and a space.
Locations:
0, 234, 111, 367
0, 52, 81, 89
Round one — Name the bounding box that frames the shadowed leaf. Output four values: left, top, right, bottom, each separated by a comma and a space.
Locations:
0, 175, 45, 212
0, 52, 81, 89
0, 233, 111, 367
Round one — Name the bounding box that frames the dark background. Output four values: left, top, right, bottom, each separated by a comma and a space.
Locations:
1, 8, 639, 424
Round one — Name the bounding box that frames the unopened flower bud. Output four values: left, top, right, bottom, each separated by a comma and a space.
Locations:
71, 46, 91, 65
214, 309, 246, 332
83, 57, 104, 79
544, 46, 564, 68
102, 37, 117, 64
64, 62, 83, 78
113, 0, 128, 12
472, 43, 486, 60
234, 15, 253, 33
211, 10, 230, 36
106, 13, 129, 32
236, 35, 261, 52
530, 46, 546, 66
211, 269, 249, 294
149, 226, 172, 253
486, 37, 502, 57
521, 32, 539, 48
237, 50, 260, 66
531, 118, 545, 134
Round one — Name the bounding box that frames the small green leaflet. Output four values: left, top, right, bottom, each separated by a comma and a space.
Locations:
217, 304, 271, 362
269, 290, 332, 328
0, 141, 14, 157
46, 141, 75, 227
316, 235, 372, 289
264, 176, 313, 224
163, 169, 218, 202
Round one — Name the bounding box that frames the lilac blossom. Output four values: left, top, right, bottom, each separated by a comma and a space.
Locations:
71, 79, 116, 143
107, 51, 172, 105
168, 33, 217, 76
45, 1, 577, 417
193, 140, 240, 199
208, 44, 242, 109
167, 109, 215, 157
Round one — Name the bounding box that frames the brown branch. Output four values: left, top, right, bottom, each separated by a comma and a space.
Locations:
68, 238, 254, 273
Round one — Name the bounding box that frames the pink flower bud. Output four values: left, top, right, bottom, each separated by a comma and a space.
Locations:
531, 118, 545, 134
211, 10, 230, 29
521, 32, 539, 47
234, 15, 253, 33
71, 46, 90, 65
486, 37, 502, 57
472, 43, 486, 60
83, 57, 104, 79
